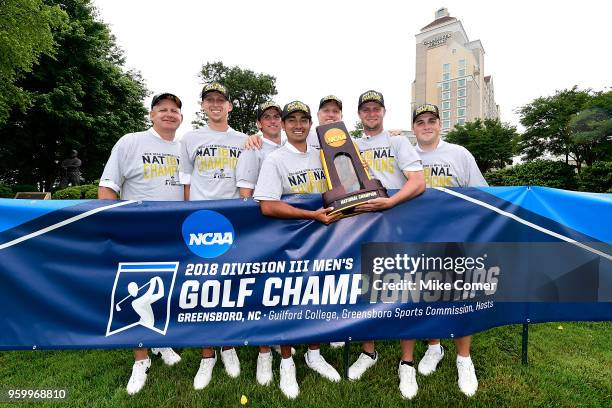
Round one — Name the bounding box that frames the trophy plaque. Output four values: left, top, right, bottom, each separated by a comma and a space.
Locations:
317, 121, 387, 216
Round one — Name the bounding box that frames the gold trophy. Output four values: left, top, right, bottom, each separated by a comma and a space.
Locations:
317, 121, 388, 217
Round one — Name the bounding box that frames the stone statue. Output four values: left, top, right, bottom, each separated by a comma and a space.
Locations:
59, 150, 82, 188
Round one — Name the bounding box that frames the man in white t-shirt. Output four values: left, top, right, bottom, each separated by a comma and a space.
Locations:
180, 83, 247, 201
98, 92, 184, 395
235, 100, 295, 387
409, 103, 486, 397
236, 101, 283, 199
304, 95, 347, 349
179, 82, 245, 390
253, 101, 341, 399
243, 95, 346, 349
346, 90, 426, 401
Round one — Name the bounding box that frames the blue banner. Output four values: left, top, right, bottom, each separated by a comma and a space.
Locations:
0, 187, 610, 350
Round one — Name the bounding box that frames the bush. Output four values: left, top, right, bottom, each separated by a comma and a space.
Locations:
0, 183, 13, 198
484, 167, 516, 186
485, 160, 577, 190
578, 161, 612, 193
52, 184, 98, 199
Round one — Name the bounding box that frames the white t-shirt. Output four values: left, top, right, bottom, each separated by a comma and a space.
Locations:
355, 131, 423, 189
416, 140, 488, 187
179, 126, 247, 200
99, 128, 182, 201
253, 143, 328, 201
306, 128, 321, 150
235, 138, 282, 189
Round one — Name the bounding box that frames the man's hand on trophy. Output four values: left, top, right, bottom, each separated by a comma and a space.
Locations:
356, 197, 394, 212
388, 129, 402, 136
312, 207, 342, 225
244, 134, 263, 150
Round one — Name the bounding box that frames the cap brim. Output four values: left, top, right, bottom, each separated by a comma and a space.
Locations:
201, 90, 229, 100
413, 110, 439, 121
283, 109, 312, 120
359, 100, 384, 109
319, 99, 342, 110
151, 93, 182, 109
257, 106, 282, 120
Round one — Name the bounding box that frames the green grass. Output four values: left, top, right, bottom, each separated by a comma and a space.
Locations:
1, 322, 610, 407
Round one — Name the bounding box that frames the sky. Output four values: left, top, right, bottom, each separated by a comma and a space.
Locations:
94, 0, 611, 137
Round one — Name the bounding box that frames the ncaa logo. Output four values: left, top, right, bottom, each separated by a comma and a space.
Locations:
182, 210, 234, 258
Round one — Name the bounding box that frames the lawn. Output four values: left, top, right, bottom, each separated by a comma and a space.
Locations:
1, 322, 610, 407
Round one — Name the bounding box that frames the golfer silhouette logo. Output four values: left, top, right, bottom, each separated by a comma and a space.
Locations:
106, 262, 179, 337
121, 278, 164, 328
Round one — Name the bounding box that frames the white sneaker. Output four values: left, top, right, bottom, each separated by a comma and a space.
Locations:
151, 347, 181, 366
398, 363, 418, 400
127, 358, 151, 395
256, 353, 273, 386
457, 358, 478, 396
273, 345, 296, 355
348, 352, 378, 381
221, 348, 240, 378
279, 361, 299, 399
193, 355, 216, 390
417, 345, 444, 375
304, 352, 341, 382
330, 342, 345, 348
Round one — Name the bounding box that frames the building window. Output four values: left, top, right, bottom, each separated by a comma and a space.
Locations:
458, 68, 466, 77
459, 59, 466, 68
457, 118, 465, 125
457, 108, 465, 117
443, 120, 450, 129
443, 63, 450, 73
458, 88, 466, 97
442, 91, 450, 100
442, 101, 450, 110
443, 72, 450, 81
457, 98, 466, 107
457, 78, 466, 88
442, 111, 450, 120
442, 82, 450, 91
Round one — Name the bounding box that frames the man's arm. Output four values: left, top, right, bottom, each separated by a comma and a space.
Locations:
236, 149, 260, 196
244, 134, 263, 150
98, 137, 125, 198
179, 136, 194, 200
356, 170, 425, 211
260, 200, 340, 225
240, 188, 253, 198
98, 186, 118, 200
464, 150, 488, 187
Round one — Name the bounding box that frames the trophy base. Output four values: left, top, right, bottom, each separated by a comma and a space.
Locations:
323, 184, 388, 217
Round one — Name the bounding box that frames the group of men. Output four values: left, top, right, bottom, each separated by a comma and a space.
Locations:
98, 82, 487, 399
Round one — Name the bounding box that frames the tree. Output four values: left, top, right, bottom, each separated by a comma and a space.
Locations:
350, 121, 364, 138
444, 118, 517, 174
0, 0, 149, 191
0, 0, 66, 124
192, 61, 277, 134
569, 90, 612, 169
516, 87, 593, 167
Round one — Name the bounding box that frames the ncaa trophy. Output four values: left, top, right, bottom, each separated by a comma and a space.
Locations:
317, 121, 387, 217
